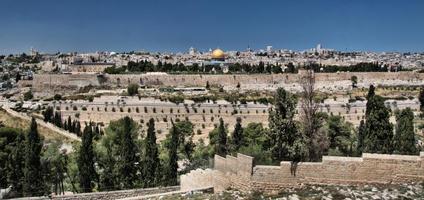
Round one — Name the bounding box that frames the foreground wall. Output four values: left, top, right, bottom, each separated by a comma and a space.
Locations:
181, 152, 424, 193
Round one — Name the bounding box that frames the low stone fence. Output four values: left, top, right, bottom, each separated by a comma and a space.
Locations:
181, 152, 424, 193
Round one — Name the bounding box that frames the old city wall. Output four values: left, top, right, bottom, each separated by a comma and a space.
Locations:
181, 152, 424, 193
31, 72, 424, 94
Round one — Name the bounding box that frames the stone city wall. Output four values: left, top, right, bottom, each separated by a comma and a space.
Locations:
181, 152, 424, 193
30, 72, 424, 94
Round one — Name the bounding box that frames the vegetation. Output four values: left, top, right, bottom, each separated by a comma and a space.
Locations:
2, 82, 423, 197
127, 84, 139, 96
393, 108, 417, 155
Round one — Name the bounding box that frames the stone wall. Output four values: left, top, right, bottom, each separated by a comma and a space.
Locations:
181, 152, 424, 193
30, 72, 424, 94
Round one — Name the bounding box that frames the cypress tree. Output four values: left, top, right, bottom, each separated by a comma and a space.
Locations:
117, 116, 138, 188
42, 107, 54, 122
143, 118, 160, 187
166, 122, 179, 186
54, 111, 62, 128
23, 118, 44, 196
77, 124, 97, 193
365, 85, 376, 117
419, 87, 424, 113
76, 121, 81, 136
364, 95, 393, 154
230, 117, 244, 152
216, 118, 228, 156
393, 108, 417, 155
7, 133, 25, 197
356, 120, 366, 155
67, 116, 72, 131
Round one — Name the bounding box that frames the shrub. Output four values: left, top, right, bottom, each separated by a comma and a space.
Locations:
54, 94, 62, 100
127, 84, 139, 96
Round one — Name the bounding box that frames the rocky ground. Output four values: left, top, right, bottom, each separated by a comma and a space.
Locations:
156, 183, 424, 200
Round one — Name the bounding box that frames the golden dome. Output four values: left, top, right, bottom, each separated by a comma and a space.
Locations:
211, 48, 225, 59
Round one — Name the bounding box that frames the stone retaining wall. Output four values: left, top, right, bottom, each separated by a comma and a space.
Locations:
181, 152, 424, 193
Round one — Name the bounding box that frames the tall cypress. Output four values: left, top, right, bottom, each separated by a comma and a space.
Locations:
166, 122, 179, 186
7, 133, 25, 197
143, 118, 160, 187
364, 95, 393, 154
393, 108, 417, 155
53, 111, 62, 128
67, 116, 72, 131
356, 120, 366, 155
117, 116, 138, 188
77, 124, 97, 193
23, 118, 44, 196
230, 117, 244, 152
419, 87, 424, 113
365, 85, 376, 117
216, 118, 228, 156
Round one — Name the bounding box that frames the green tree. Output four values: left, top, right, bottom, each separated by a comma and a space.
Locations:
127, 84, 139, 96
364, 95, 393, 154
53, 111, 62, 128
117, 117, 139, 188
351, 76, 358, 88
143, 118, 160, 187
205, 81, 210, 89
393, 108, 417, 155
299, 70, 327, 161
42, 143, 67, 195
6, 131, 25, 197
268, 88, 305, 161
356, 120, 366, 155
42, 107, 54, 122
366, 85, 375, 100
0, 127, 21, 189
67, 116, 72, 131
97, 130, 117, 191
325, 116, 354, 156
215, 118, 228, 156
23, 118, 44, 196
165, 122, 179, 186
230, 117, 244, 152
77, 124, 97, 193
419, 87, 424, 113
23, 90, 33, 101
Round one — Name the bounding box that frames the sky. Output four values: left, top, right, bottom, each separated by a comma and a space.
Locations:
0, 0, 423, 54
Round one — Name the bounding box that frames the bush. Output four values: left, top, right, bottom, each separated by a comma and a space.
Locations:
54, 94, 62, 100
24, 90, 33, 101
127, 84, 139, 96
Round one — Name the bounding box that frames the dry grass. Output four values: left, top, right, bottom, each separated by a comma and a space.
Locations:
0, 109, 72, 143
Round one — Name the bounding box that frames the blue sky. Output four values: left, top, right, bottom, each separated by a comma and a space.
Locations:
0, 0, 423, 54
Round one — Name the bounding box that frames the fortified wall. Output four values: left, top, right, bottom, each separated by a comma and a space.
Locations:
181, 152, 424, 193
30, 72, 424, 94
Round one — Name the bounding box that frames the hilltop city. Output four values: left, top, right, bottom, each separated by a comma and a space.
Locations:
1, 44, 424, 199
